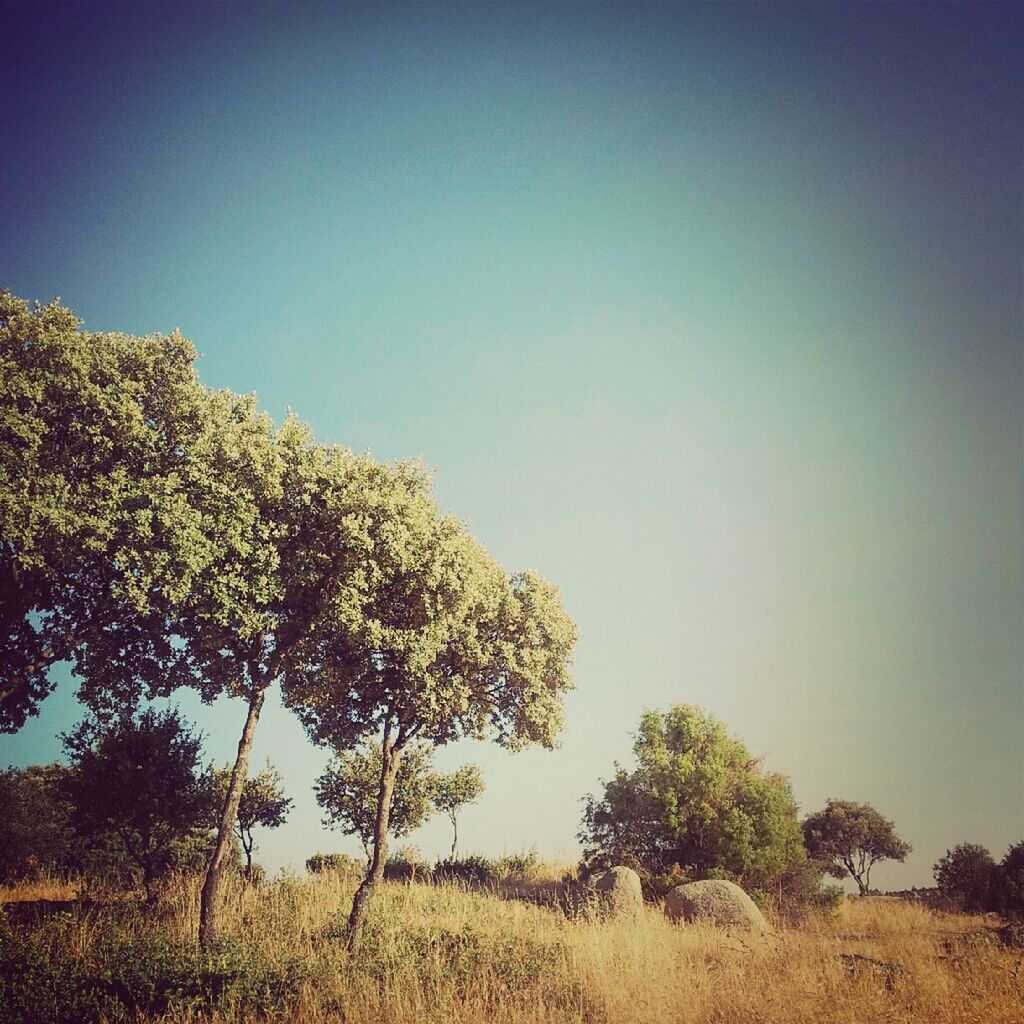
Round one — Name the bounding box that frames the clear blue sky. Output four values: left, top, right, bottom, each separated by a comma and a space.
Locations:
2, 1, 1021, 888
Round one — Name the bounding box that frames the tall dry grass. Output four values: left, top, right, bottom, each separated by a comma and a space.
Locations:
3, 871, 1021, 1023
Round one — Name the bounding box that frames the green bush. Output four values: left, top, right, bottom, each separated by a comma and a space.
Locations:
934, 843, 995, 912
306, 852, 364, 877
495, 849, 542, 881
990, 841, 1024, 919
0, 924, 312, 1024
433, 855, 498, 886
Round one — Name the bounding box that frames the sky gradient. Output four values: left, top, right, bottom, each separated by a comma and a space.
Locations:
1, 1, 1021, 889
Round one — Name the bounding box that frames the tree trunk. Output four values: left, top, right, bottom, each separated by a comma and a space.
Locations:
242, 833, 254, 881
142, 862, 158, 906
346, 743, 402, 952
199, 687, 265, 949
450, 813, 458, 861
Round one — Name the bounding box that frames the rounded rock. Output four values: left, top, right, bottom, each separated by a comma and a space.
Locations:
583, 866, 644, 920
664, 879, 768, 931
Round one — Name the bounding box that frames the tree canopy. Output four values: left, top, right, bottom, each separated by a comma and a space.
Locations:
579, 705, 806, 891
0, 763, 81, 882
802, 799, 911, 895
0, 289, 575, 948
0, 290, 221, 731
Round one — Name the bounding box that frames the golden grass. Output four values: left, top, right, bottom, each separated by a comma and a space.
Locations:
3, 873, 1021, 1023
0, 873, 80, 903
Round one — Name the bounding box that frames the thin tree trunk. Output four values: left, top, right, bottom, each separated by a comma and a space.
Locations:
143, 865, 158, 905
450, 812, 458, 861
346, 742, 402, 952
199, 687, 265, 949
242, 832, 254, 880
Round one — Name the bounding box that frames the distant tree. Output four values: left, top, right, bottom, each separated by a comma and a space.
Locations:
431, 765, 485, 860
315, 742, 437, 864
579, 705, 807, 891
212, 760, 292, 880
0, 763, 80, 881
802, 799, 911, 895
933, 843, 995, 912
990, 841, 1024, 919
61, 708, 213, 903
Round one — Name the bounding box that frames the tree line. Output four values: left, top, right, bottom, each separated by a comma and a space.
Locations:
0, 290, 575, 949
1, 705, 485, 898
577, 703, 1023, 918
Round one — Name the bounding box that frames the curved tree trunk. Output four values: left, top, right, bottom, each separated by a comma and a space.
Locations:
199, 687, 265, 949
346, 741, 402, 952
450, 812, 458, 861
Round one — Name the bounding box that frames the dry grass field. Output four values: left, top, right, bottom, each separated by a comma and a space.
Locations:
2, 871, 1021, 1024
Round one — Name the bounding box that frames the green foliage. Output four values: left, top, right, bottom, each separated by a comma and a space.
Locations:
305, 852, 364, 877
755, 855, 844, 920
802, 799, 911, 895
495, 849, 543, 881
433, 854, 499, 886
432, 765, 485, 817
0, 924, 311, 1024
580, 705, 807, 891
60, 707, 214, 901
990, 841, 1024, 919
0, 290, 269, 731
933, 843, 995, 912
0, 763, 81, 881
315, 741, 437, 857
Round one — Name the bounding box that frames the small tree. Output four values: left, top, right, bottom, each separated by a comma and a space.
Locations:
315, 742, 437, 865
61, 708, 213, 903
212, 760, 292, 880
579, 705, 807, 891
432, 765, 485, 860
802, 799, 911, 895
933, 843, 995, 912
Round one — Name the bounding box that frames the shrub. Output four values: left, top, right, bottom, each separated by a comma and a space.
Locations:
383, 846, 425, 882
495, 849, 543, 881
306, 852, 364, 877
990, 841, 1024, 919
0, 925, 312, 1024
433, 855, 498, 886
934, 843, 995, 912
638, 862, 690, 901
